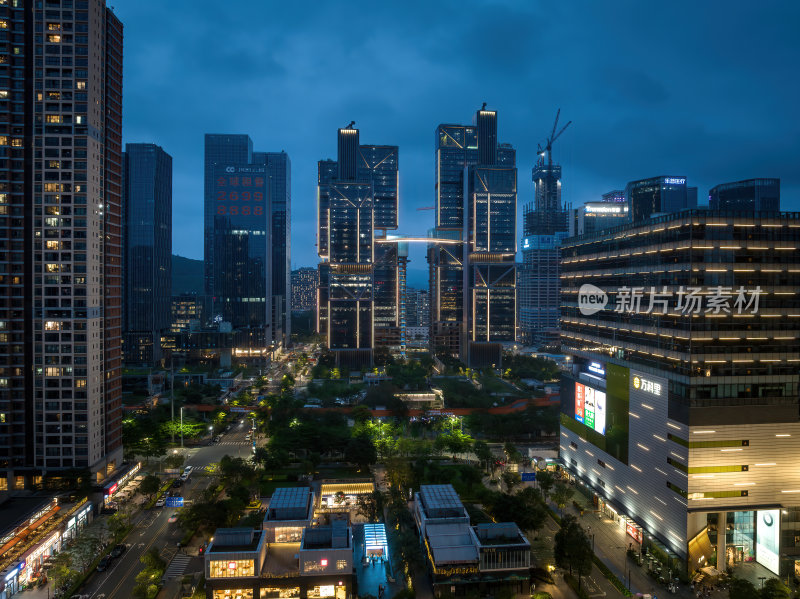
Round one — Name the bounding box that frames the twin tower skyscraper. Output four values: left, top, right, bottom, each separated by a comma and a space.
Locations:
317, 107, 518, 367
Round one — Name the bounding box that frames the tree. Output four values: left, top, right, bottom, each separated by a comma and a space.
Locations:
503, 442, 523, 467
554, 515, 593, 588
346, 435, 377, 471
551, 481, 575, 516
761, 579, 790, 599
501, 470, 522, 493
356, 490, 386, 523
729, 578, 760, 599
536, 470, 555, 502
48, 551, 76, 592
351, 405, 372, 423
107, 511, 132, 541
140, 474, 161, 499
163, 453, 185, 469
473, 440, 494, 473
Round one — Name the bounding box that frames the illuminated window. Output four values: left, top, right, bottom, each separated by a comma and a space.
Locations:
0, 413, 5, 424
76, 81, 86, 90
208, 559, 255, 578
0, 91, 6, 99
48, 161, 61, 169
47, 92, 60, 100
0, 477, 6, 491
75, 379, 86, 388
336, 559, 347, 570
48, 23, 61, 31
44, 321, 62, 331
213, 591, 253, 599
46, 115, 62, 124
0, 379, 7, 387
46, 241, 60, 250
260, 588, 299, 599
11, 139, 22, 147
76, 115, 84, 124
47, 34, 61, 43
45, 367, 61, 377
14, 476, 23, 490
44, 184, 61, 192
0, 21, 8, 29
0, 137, 8, 146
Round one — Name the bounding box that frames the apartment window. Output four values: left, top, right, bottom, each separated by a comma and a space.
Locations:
14, 475, 23, 490
47, 34, 61, 43
0, 478, 6, 491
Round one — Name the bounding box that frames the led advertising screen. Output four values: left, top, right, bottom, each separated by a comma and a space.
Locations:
756, 510, 780, 574
575, 382, 585, 423
574, 382, 606, 435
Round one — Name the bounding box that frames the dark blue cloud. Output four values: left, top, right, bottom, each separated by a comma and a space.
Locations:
115, 0, 800, 268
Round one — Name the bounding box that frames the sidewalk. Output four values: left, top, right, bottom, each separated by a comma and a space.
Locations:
559, 495, 703, 599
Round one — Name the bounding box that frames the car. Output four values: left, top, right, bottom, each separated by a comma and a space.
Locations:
96, 555, 113, 572
154, 497, 166, 507
168, 513, 179, 523
110, 544, 126, 558
172, 479, 183, 488
213, 436, 220, 443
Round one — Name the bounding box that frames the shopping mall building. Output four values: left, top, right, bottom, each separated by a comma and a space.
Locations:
559, 209, 800, 577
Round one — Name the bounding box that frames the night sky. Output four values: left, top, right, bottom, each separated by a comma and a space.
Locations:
115, 1, 800, 286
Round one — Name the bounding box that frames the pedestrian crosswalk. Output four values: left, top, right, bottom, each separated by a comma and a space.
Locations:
217, 440, 250, 446
164, 553, 192, 580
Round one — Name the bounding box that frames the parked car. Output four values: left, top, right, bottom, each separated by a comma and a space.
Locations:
154, 497, 166, 507
110, 544, 126, 558
96, 555, 113, 572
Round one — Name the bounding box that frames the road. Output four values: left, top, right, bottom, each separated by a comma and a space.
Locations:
77, 426, 254, 599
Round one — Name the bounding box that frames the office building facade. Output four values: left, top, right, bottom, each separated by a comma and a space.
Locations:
567, 198, 629, 237
559, 209, 800, 575
204, 136, 291, 351
625, 175, 697, 222
405, 287, 430, 328
0, 1, 125, 490
122, 144, 172, 366
428, 107, 517, 365
291, 267, 318, 313
709, 178, 780, 213
316, 125, 399, 366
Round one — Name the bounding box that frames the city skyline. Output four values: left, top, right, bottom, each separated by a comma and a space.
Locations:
114, 1, 800, 270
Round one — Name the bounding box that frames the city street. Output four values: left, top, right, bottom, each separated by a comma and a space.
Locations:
72, 424, 255, 599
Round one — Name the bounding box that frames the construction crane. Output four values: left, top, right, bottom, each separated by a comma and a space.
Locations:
536, 109, 571, 168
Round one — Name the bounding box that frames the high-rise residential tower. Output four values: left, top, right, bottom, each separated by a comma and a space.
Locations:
123, 144, 172, 366
316, 125, 399, 366
0, 1, 124, 490
428, 107, 517, 365
203, 135, 291, 351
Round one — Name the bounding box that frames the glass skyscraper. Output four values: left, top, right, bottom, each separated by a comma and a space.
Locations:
428, 107, 517, 365
123, 144, 172, 366
203, 135, 290, 350
625, 175, 698, 222
709, 178, 780, 213
316, 125, 399, 366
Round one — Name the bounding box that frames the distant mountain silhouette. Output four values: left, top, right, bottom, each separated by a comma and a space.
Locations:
172, 255, 203, 295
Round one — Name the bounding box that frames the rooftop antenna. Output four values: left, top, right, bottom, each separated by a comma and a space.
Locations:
481, 102, 487, 111
346, 121, 355, 129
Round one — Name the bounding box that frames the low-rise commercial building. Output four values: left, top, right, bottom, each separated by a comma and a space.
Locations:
204, 519, 353, 599
413, 484, 531, 597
